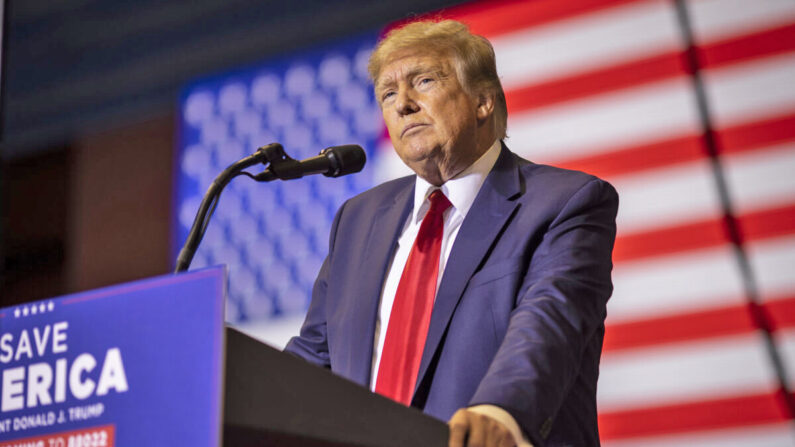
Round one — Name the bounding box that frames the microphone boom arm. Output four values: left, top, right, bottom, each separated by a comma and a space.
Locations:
174, 143, 283, 273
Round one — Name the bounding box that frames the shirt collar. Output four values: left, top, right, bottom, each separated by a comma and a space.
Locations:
411, 139, 501, 223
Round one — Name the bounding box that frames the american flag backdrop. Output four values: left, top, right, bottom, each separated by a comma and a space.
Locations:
176, 0, 795, 444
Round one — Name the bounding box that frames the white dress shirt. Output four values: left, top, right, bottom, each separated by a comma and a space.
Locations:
369, 140, 532, 446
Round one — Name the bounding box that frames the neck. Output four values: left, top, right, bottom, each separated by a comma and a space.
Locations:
419, 137, 497, 186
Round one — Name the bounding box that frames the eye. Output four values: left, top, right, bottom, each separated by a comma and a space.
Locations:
381, 91, 396, 102
419, 77, 434, 85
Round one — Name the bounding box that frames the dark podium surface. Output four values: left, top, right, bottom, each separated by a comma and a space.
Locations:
223, 327, 449, 447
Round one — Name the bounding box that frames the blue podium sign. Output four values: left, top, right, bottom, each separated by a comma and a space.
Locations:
0, 267, 226, 446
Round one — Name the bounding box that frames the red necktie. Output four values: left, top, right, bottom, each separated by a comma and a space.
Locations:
375, 189, 452, 405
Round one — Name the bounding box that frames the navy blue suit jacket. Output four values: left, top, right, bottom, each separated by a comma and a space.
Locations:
285, 145, 618, 446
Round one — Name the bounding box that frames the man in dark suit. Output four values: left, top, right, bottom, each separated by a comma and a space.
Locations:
285, 20, 618, 447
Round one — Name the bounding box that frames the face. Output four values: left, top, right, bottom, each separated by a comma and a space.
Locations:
375, 51, 493, 185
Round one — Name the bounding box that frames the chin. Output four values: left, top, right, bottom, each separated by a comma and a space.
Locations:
394, 150, 426, 165
405, 140, 441, 159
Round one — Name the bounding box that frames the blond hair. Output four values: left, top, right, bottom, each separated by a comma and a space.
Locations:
368, 20, 508, 139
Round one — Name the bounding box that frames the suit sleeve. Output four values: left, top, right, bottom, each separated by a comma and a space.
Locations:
468, 177, 618, 445
282, 201, 347, 368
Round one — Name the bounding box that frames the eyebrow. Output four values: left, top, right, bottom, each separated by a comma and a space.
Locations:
376, 64, 446, 93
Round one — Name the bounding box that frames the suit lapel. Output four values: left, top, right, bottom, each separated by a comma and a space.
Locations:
413, 146, 522, 400
346, 179, 414, 386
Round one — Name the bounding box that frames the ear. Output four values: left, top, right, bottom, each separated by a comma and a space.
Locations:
475, 90, 496, 122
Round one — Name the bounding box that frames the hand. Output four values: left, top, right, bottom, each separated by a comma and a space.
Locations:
448, 408, 516, 447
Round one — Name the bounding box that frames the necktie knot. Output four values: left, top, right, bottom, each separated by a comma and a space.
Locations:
427, 189, 452, 216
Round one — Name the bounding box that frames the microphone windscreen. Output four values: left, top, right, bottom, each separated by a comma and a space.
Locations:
323, 145, 366, 177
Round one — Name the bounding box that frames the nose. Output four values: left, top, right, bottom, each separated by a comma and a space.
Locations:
394, 87, 419, 116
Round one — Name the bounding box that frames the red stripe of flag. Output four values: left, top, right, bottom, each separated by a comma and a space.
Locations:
700, 23, 795, 69
614, 217, 726, 263
599, 391, 793, 440
604, 295, 795, 352
768, 295, 795, 331
554, 134, 704, 178
505, 23, 795, 115
605, 301, 755, 352
442, 0, 641, 39
552, 112, 795, 179
386, 0, 642, 37
614, 204, 795, 263
738, 203, 795, 244
718, 113, 795, 155
506, 53, 687, 114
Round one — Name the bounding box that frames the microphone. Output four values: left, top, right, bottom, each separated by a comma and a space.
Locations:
253, 144, 366, 182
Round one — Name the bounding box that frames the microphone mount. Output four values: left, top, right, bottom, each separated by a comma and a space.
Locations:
253, 143, 304, 182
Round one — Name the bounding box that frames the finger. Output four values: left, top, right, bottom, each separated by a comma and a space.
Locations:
488, 418, 506, 447
448, 410, 470, 447
486, 420, 501, 447
465, 413, 487, 447
496, 428, 515, 447
483, 415, 513, 447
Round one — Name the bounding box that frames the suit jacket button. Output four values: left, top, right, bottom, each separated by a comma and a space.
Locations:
540, 417, 553, 439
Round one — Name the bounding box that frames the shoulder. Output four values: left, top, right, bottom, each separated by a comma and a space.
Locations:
343, 174, 414, 208
504, 148, 618, 210
329, 174, 414, 225
516, 153, 607, 188
352, 174, 414, 200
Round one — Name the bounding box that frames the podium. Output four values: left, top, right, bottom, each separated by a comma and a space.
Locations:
0, 268, 448, 446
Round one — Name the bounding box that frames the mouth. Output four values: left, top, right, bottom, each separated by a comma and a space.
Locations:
401, 123, 427, 138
